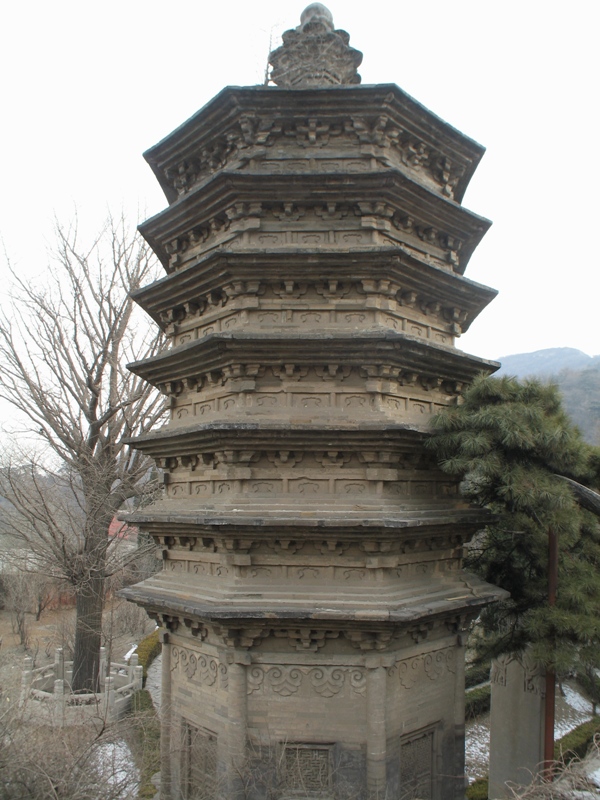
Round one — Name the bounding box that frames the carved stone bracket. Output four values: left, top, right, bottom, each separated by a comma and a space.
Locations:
314, 451, 352, 467
217, 626, 271, 649
409, 622, 434, 643
274, 628, 340, 652
183, 618, 209, 639
344, 630, 395, 651
266, 451, 304, 467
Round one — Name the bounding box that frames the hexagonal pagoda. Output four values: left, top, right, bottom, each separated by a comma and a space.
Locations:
122, 7, 503, 799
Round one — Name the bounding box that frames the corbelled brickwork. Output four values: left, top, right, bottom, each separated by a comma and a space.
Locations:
122, 6, 503, 798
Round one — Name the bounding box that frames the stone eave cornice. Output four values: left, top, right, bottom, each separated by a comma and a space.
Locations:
132, 247, 497, 332
143, 84, 485, 205
127, 329, 498, 388
119, 573, 503, 624
119, 507, 491, 534
138, 170, 491, 273
126, 420, 430, 458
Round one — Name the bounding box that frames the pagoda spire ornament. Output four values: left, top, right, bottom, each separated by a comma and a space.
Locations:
269, 3, 363, 87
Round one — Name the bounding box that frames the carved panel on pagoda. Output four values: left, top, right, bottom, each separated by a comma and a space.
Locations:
157, 446, 460, 508
164, 202, 463, 274
159, 109, 468, 204
141, 613, 469, 660
170, 309, 455, 349
162, 364, 461, 428
160, 278, 464, 346
161, 552, 464, 586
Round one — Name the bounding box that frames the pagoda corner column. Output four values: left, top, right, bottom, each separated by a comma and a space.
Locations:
159, 629, 172, 800
366, 656, 388, 798
452, 629, 469, 800
227, 651, 250, 799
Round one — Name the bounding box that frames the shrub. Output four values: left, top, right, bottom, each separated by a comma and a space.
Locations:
465, 661, 491, 689
465, 685, 491, 719
134, 628, 161, 684
554, 716, 600, 762
466, 777, 488, 800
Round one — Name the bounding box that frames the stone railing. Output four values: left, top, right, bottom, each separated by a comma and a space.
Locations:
19, 646, 143, 726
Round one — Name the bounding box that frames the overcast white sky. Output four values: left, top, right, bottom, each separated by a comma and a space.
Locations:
0, 0, 598, 362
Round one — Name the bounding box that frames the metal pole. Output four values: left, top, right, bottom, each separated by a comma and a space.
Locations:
543, 527, 558, 774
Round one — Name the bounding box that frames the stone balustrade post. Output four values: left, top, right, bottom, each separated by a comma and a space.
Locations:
19, 656, 34, 708
99, 646, 107, 690
54, 679, 66, 727
134, 664, 144, 691
54, 647, 65, 682
128, 653, 139, 684
104, 676, 115, 722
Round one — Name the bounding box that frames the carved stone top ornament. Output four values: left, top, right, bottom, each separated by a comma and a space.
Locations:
269, 4, 363, 88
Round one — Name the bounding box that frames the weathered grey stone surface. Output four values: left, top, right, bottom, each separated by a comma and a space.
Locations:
122, 6, 503, 799
488, 651, 546, 799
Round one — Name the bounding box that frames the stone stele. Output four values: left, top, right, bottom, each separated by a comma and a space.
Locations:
121, 6, 506, 799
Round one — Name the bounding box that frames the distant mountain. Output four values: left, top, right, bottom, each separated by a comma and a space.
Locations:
494, 348, 600, 444
496, 348, 600, 378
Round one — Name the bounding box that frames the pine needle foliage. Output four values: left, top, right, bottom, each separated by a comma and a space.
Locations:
429, 374, 600, 672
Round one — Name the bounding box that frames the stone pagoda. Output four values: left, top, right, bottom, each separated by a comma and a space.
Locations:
122, 5, 503, 799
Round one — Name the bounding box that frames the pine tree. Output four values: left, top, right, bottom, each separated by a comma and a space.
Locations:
429, 374, 600, 673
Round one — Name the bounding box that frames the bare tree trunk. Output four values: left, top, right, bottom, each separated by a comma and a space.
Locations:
72, 571, 104, 693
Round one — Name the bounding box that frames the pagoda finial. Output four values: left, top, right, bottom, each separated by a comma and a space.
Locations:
269, 4, 363, 88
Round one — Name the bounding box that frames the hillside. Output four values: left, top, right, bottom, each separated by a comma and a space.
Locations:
496, 348, 600, 444
496, 348, 600, 379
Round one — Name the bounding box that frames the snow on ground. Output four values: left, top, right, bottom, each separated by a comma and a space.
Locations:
555, 683, 595, 738
466, 680, 595, 782
465, 714, 492, 781
94, 739, 139, 799
146, 654, 162, 710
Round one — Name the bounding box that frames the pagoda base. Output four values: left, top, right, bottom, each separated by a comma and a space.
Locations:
153, 612, 471, 800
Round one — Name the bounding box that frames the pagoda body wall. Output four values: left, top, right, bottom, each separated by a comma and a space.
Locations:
123, 79, 502, 800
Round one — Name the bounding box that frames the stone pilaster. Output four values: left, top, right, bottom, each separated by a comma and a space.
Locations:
159, 629, 172, 800
366, 657, 387, 798
227, 653, 249, 799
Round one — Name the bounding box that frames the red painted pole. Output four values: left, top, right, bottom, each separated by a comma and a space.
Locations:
544, 527, 558, 775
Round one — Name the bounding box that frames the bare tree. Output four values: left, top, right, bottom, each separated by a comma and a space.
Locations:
0, 215, 164, 692
0, 705, 141, 800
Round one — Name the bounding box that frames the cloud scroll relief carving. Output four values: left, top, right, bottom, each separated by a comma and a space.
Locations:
171, 647, 223, 687
388, 647, 456, 689
246, 665, 367, 697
